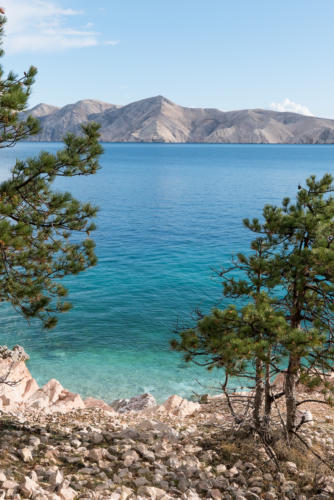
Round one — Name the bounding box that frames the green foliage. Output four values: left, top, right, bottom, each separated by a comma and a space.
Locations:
172, 173, 334, 430
0, 14, 103, 328
172, 293, 287, 374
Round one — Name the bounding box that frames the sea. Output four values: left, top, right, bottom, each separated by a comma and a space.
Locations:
0, 143, 333, 403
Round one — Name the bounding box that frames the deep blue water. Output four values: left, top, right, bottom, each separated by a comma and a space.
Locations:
0, 143, 333, 402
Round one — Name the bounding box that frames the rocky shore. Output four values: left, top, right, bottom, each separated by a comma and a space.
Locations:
0, 346, 334, 499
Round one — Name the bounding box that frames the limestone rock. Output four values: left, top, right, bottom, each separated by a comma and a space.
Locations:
162, 394, 200, 417
41, 379, 64, 404
285, 462, 298, 475
19, 447, 33, 462
137, 486, 168, 499
123, 450, 139, 467
2, 479, 19, 490
296, 409, 313, 426
49, 469, 63, 488
84, 396, 116, 413
0, 345, 39, 410
110, 393, 156, 413
27, 381, 85, 413
20, 476, 38, 498
88, 448, 105, 462
58, 484, 76, 500
0, 345, 85, 414
0, 345, 29, 362
50, 389, 85, 413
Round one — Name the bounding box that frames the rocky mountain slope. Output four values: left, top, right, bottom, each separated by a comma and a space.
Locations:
25, 96, 334, 143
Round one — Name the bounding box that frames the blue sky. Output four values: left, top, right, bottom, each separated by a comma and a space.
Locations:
2, 0, 334, 117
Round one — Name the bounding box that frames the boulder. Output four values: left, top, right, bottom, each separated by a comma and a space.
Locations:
40, 379, 64, 404
20, 476, 38, 497
58, 484, 76, 500
19, 447, 33, 463
88, 448, 105, 462
50, 389, 85, 413
296, 409, 313, 426
27, 378, 85, 413
27, 389, 52, 410
0, 345, 39, 410
84, 396, 116, 413
110, 393, 156, 413
161, 395, 200, 417
49, 469, 63, 489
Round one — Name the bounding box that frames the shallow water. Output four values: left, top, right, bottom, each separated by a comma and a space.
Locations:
0, 143, 333, 402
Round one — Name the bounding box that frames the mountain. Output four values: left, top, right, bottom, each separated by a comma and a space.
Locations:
25, 99, 120, 141
25, 96, 334, 143
28, 103, 60, 118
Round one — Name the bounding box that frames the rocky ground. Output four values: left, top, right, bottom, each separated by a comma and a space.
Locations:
0, 346, 334, 499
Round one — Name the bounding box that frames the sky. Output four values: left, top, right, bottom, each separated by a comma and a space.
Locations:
1, 0, 334, 118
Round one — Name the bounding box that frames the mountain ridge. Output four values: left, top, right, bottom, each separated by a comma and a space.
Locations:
25, 96, 334, 143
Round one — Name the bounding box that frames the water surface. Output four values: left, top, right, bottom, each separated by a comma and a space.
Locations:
0, 144, 333, 402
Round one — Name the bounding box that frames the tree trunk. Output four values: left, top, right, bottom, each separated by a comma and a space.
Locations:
285, 355, 300, 433
264, 360, 272, 428
253, 358, 264, 430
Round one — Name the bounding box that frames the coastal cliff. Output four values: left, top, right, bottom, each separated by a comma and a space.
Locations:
25, 96, 334, 144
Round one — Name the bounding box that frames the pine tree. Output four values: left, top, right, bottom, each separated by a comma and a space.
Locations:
172, 174, 334, 433
247, 173, 334, 432
0, 11, 103, 328
171, 238, 288, 431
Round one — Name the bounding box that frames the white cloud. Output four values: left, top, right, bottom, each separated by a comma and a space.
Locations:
2, 1, 118, 53
104, 40, 120, 46
270, 98, 313, 116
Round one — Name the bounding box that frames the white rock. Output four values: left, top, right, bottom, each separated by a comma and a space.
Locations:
50, 389, 85, 413
181, 489, 201, 500
71, 439, 81, 448
29, 437, 41, 447
49, 470, 63, 488
285, 461, 298, 474
19, 447, 33, 462
137, 486, 167, 499
2, 479, 19, 490
41, 379, 64, 404
110, 393, 156, 413
88, 448, 105, 462
84, 396, 116, 413
296, 409, 313, 425
0, 345, 39, 410
216, 464, 227, 473
58, 485, 76, 500
162, 394, 200, 417
20, 476, 38, 498
123, 450, 139, 467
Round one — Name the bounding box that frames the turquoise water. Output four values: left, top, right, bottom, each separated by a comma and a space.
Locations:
0, 143, 333, 402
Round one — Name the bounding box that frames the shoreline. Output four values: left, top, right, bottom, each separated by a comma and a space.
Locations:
0, 345, 201, 418
1, 346, 334, 499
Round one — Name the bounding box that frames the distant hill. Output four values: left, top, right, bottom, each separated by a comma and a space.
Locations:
24, 96, 334, 143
